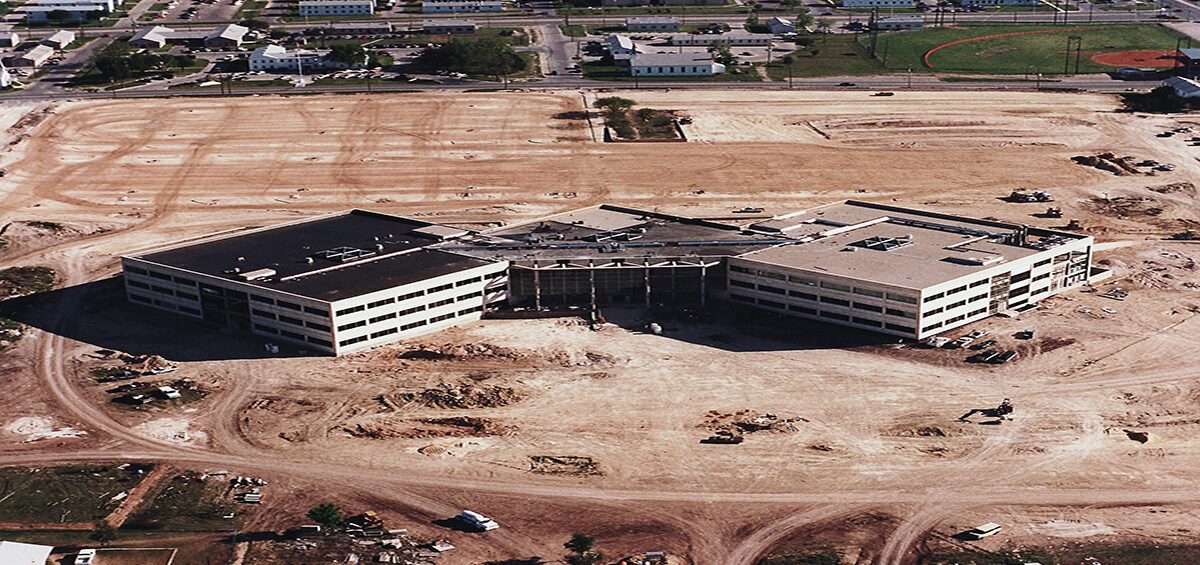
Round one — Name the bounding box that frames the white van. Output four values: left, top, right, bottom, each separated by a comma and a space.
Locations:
458, 510, 499, 531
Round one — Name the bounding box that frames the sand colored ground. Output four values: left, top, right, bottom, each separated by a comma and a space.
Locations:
3, 90, 1200, 563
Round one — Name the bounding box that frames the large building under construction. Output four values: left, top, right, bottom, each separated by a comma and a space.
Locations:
121, 202, 1101, 355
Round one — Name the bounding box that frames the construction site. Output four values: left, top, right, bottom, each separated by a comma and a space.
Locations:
3, 89, 1200, 563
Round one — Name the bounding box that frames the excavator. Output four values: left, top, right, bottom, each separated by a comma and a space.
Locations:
958, 399, 1014, 423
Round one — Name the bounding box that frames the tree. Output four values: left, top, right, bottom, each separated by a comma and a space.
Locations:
593, 96, 634, 112
564, 532, 602, 565
708, 41, 736, 66
239, 18, 269, 31
816, 17, 833, 35
745, 13, 759, 29
324, 44, 367, 67
89, 520, 117, 547
307, 503, 345, 529
94, 54, 131, 81
795, 7, 815, 27
418, 37, 525, 78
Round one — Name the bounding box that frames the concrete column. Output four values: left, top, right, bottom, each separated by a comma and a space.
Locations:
700, 263, 707, 307
644, 259, 651, 308
533, 262, 541, 310
589, 260, 596, 312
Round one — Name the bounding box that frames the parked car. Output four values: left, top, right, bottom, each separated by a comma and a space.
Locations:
457, 510, 499, 532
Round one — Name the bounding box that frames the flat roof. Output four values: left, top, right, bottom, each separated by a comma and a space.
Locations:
444, 205, 784, 263
631, 52, 716, 66
0, 541, 53, 565
626, 16, 679, 23
740, 201, 1086, 290
133, 210, 491, 302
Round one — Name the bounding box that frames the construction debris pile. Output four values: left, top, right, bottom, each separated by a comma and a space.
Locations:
1086, 196, 1164, 218
700, 410, 806, 443
382, 383, 524, 410
528, 455, 602, 476
1071, 153, 1168, 175
397, 343, 532, 362
345, 416, 515, 440
280, 511, 453, 564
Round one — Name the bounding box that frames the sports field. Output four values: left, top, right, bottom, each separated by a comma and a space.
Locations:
875, 23, 1185, 74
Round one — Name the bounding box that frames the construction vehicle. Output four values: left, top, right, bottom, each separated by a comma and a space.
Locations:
1044, 206, 1062, 218
1065, 219, 1082, 230
959, 398, 1014, 422
1009, 190, 1053, 202
701, 430, 744, 444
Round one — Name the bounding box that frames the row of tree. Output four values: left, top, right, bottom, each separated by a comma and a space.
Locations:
89, 41, 197, 82
417, 37, 525, 80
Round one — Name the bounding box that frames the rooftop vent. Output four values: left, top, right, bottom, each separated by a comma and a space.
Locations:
849, 235, 913, 252
238, 268, 277, 281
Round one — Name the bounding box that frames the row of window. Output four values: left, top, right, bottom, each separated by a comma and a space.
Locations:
336, 305, 482, 347
253, 324, 333, 349
128, 279, 200, 302
731, 293, 916, 333
732, 280, 917, 319
334, 278, 484, 317
129, 291, 201, 317
921, 307, 989, 333
923, 278, 989, 303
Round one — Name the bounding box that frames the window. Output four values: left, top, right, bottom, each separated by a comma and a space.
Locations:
307, 337, 332, 348
457, 291, 483, 301
397, 290, 424, 301
789, 290, 817, 301
251, 295, 274, 304
149, 271, 172, 281
306, 321, 330, 332
371, 328, 399, 339
1011, 271, 1031, 283
130, 293, 152, 303
852, 317, 883, 327
1034, 259, 1051, 268
1032, 273, 1050, 282
429, 297, 454, 308
1008, 286, 1029, 298
758, 285, 786, 295
179, 306, 200, 316
126, 266, 148, 276
759, 299, 785, 310
886, 293, 918, 304
756, 270, 786, 281
819, 296, 850, 307
945, 314, 965, 323
886, 308, 915, 319
458, 306, 482, 316
730, 265, 752, 274
337, 320, 366, 331
852, 287, 884, 298
789, 276, 817, 286
401, 320, 428, 331
730, 293, 755, 303
969, 308, 987, 316
128, 280, 149, 289
789, 305, 817, 315
254, 324, 278, 334
819, 311, 850, 321
368, 298, 395, 309
821, 281, 851, 292
339, 336, 368, 347
370, 313, 397, 323
430, 312, 455, 323
278, 315, 303, 326
1032, 286, 1049, 295
949, 285, 967, 295
852, 302, 883, 313
969, 279, 989, 288
923, 322, 943, 332
252, 309, 275, 319
280, 330, 305, 340
398, 305, 425, 316
177, 291, 198, 302
730, 279, 754, 289
948, 300, 966, 309
304, 306, 326, 316
336, 305, 365, 316
151, 286, 174, 296
278, 301, 301, 311
884, 323, 914, 333
927, 307, 944, 315
429, 283, 453, 293
456, 277, 482, 287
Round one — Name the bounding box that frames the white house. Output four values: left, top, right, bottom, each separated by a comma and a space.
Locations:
421, 0, 502, 12
669, 31, 772, 46
10, 44, 55, 67
959, 0, 1038, 5
1164, 76, 1200, 99
42, 29, 75, 49
842, 0, 913, 7
0, 62, 12, 88
21, 0, 111, 22
604, 34, 641, 62
0, 26, 20, 48
298, 0, 374, 16
422, 19, 477, 34
625, 16, 679, 32
630, 52, 725, 77
130, 25, 174, 48
206, 23, 249, 47
249, 44, 365, 73
765, 17, 795, 34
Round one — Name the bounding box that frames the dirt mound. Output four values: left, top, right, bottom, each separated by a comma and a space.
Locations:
1086, 196, 1163, 218
701, 410, 805, 435
398, 343, 531, 361
529, 455, 602, 476
1149, 182, 1195, 196
897, 426, 951, 438
1090, 49, 1177, 68
1072, 153, 1142, 176
346, 416, 514, 439
384, 383, 524, 410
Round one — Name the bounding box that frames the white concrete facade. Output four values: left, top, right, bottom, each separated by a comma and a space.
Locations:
625, 16, 680, 32
421, 0, 502, 12
668, 31, 772, 46
841, 0, 913, 7
298, 0, 374, 16
630, 52, 724, 76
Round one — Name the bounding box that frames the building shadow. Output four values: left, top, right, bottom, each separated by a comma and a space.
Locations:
595, 303, 902, 353
0, 276, 302, 362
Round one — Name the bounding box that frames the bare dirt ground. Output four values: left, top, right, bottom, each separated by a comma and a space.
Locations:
3, 90, 1200, 563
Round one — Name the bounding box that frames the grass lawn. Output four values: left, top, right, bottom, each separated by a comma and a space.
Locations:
581, 60, 762, 82
875, 23, 1186, 74
233, 0, 266, 19
766, 34, 887, 78
123, 474, 238, 531
0, 465, 151, 523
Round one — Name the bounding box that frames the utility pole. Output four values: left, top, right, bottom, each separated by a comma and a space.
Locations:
907, 65, 911, 88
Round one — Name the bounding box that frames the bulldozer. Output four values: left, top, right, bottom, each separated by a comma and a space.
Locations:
1044, 206, 1062, 218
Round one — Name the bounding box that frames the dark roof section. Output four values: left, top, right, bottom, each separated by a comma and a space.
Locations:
136, 210, 490, 302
